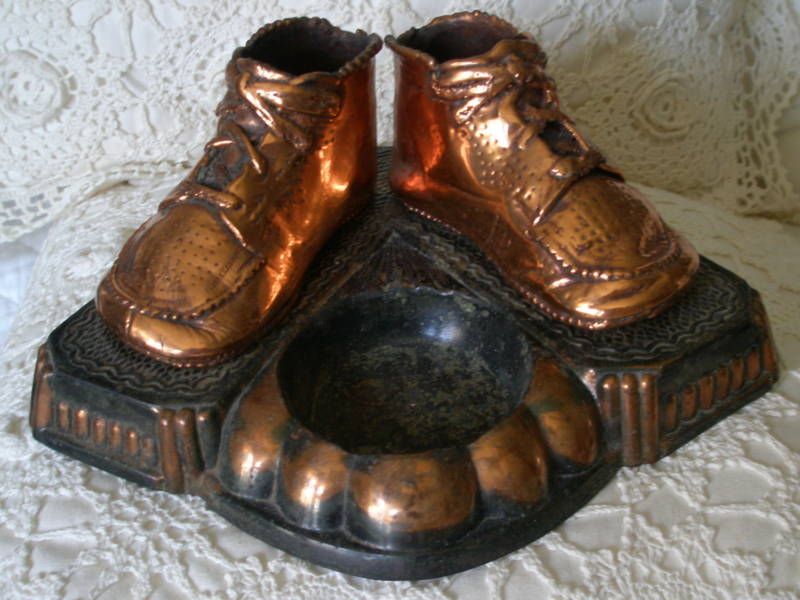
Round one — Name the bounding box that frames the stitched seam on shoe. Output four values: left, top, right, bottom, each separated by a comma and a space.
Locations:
535, 230, 685, 282
108, 250, 267, 322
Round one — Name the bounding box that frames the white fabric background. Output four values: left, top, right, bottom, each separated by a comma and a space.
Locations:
1, 1, 799, 598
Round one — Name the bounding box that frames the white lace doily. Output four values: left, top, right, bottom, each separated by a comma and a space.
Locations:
1, 1, 799, 598
0, 0, 798, 244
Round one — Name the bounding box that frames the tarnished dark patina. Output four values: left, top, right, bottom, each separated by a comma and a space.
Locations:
30, 150, 778, 580
30, 14, 778, 581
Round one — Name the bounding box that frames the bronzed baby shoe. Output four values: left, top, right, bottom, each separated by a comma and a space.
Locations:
97, 18, 381, 366
386, 12, 698, 329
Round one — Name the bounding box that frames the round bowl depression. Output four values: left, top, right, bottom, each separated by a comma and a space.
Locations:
278, 289, 534, 454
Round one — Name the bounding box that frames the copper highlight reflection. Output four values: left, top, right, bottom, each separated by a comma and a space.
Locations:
469, 405, 548, 506
280, 432, 348, 528
349, 451, 477, 534
97, 19, 381, 366
523, 358, 600, 469
31, 346, 54, 430
221, 369, 291, 496
386, 12, 699, 329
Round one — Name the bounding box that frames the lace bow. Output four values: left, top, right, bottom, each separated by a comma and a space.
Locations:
431, 40, 601, 175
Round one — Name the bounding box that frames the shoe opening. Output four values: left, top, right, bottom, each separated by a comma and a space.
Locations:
397, 13, 522, 63
242, 19, 373, 76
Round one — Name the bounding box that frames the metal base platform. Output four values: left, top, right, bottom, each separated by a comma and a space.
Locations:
30, 149, 779, 580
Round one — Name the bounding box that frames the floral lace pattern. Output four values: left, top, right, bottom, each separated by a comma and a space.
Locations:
1, 0, 798, 243
1, 1, 799, 598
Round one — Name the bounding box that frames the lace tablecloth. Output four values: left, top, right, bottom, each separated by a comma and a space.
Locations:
1, 0, 799, 598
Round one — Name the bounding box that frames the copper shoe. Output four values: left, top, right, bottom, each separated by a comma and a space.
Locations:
386, 12, 699, 329
97, 19, 381, 366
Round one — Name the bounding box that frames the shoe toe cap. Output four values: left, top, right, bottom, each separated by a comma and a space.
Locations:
112, 204, 262, 317
536, 176, 700, 326
544, 241, 699, 326
96, 275, 264, 365
95, 203, 272, 365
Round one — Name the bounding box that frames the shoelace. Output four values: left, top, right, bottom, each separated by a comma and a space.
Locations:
162, 63, 342, 213
159, 122, 263, 212
431, 40, 607, 222
431, 40, 602, 174
233, 71, 341, 151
